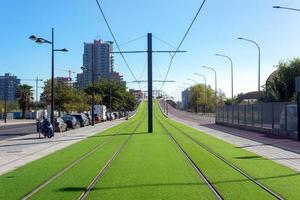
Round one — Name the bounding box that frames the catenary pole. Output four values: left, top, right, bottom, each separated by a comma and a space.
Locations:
148, 33, 153, 133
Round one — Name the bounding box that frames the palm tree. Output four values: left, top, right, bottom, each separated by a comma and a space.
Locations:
16, 84, 34, 119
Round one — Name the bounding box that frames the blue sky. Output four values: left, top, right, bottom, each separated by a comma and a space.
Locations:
1, 0, 300, 100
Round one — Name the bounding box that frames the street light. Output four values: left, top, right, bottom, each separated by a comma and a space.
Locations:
183, 82, 193, 88
202, 66, 217, 97
194, 73, 207, 113
187, 78, 198, 85
273, 6, 300, 12
215, 53, 233, 99
29, 28, 68, 129
237, 37, 261, 92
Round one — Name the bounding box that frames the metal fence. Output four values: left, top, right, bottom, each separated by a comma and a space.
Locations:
216, 102, 298, 139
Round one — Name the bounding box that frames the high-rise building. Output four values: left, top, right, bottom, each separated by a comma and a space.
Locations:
0, 73, 21, 101
82, 39, 114, 88
182, 89, 190, 111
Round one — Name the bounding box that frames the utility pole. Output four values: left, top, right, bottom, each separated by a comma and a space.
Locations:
4, 77, 7, 123
109, 86, 112, 121
51, 28, 55, 128
148, 33, 153, 132
112, 33, 185, 133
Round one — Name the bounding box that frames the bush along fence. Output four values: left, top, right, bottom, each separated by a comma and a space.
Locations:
216, 102, 298, 140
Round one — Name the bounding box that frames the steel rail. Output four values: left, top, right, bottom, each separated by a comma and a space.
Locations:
22, 114, 144, 199
154, 112, 224, 200
160, 103, 284, 200
78, 111, 146, 200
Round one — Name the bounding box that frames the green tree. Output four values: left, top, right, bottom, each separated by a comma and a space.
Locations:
16, 84, 34, 118
189, 84, 217, 113
263, 58, 300, 102
85, 79, 137, 111
41, 80, 90, 114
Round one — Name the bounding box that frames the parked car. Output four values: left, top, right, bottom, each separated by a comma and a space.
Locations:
106, 113, 112, 121
54, 117, 68, 132
112, 112, 119, 119
85, 113, 92, 125
94, 114, 100, 124
62, 115, 80, 129
71, 114, 89, 127
118, 111, 125, 118
94, 105, 107, 122
110, 113, 115, 120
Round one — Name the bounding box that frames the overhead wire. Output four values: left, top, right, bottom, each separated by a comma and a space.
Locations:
138, 55, 148, 80
95, 0, 141, 89
153, 35, 177, 50
113, 35, 147, 50
153, 57, 164, 79
159, 0, 208, 90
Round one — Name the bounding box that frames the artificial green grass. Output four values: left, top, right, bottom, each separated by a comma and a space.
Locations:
30, 105, 147, 199
155, 102, 300, 199
155, 109, 273, 199
0, 103, 146, 200
86, 110, 215, 200
1, 101, 300, 200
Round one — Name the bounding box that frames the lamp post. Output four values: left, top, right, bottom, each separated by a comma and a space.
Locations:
3, 77, 7, 123
183, 82, 193, 88
29, 28, 68, 130
273, 6, 300, 12
202, 66, 217, 96
194, 73, 207, 113
215, 53, 233, 99
237, 37, 261, 92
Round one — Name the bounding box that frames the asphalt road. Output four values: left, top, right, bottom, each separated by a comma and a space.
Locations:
0, 123, 36, 140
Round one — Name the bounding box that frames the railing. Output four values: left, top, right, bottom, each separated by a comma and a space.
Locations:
216, 102, 298, 139
159, 100, 215, 124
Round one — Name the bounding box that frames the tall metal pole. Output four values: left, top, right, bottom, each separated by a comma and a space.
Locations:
4, 77, 7, 123
296, 77, 300, 141
51, 28, 55, 129
216, 54, 233, 99
237, 38, 261, 92
109, 86, 112, 121
147, 33, 153, 133
202, 66, 217, 96
36, 77, 38, 119
91, 44, 95, 126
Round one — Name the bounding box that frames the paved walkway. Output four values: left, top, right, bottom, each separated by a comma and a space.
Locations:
0, 119, 35, 129
0, 119, 124, 175
165, 103, 300, 172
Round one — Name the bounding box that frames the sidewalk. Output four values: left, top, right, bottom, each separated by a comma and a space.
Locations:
0, 119, 35, 130
0, 119, 124, 175
166, 104, 300, 172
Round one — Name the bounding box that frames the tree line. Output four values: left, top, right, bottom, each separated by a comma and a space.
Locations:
181, 58, 300, 111
0, 79, 138, 119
